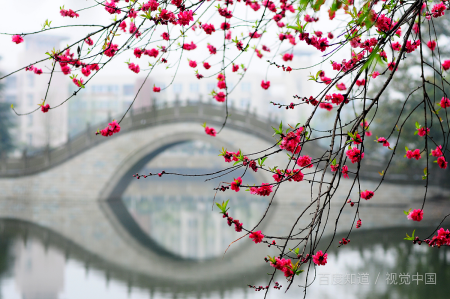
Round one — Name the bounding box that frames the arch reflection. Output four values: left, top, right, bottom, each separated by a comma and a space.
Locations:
121, 140, 270, 260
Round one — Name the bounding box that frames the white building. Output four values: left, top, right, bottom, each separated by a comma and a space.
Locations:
14, 35, 69, 150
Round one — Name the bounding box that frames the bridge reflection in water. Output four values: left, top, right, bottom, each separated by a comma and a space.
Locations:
0, 140, 449, 298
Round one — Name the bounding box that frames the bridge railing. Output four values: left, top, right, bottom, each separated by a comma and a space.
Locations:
0, 99, 445, 187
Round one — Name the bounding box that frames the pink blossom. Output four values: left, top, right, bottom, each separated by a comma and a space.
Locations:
282, 53, 293, 61
153, 86, 161, 92
431, 2, 447, 18
128, 63, 140, 73
431, 145, 443, 157
336, 83, 346, 90
438, 156, 448, 169
81, 67, 91, 77
182, 41, 197, 51
119, 21, 127, 32
104, 1, 121, 14
440, 97, 450, 108
207, 44, 217, 54
346, 147, 364, 163
361, 190, 374, 200
443, 60, 450, 71
342, 165, 349, 178
214, 92, 226, 102
33, 68, 42, 75
72, 77, 84, 87
104, 43, 118, 57
231, 177, 242, 192
312, 250, 328, 266
320, 102, 333, 111
371, 71, 380, 78
261, 80, 270, 90
297, 155, 313, 168
41, 104, 50, 113
203, 62, 211, 69
249, 231, 264, 244
188, 60, 197, 68
85, 37, 94, 46
377, 137, 390, 147
134, 48, 143, 58
60, 8, 79, 18
12, 35, 23, 44
417, 127, 430, 137
202, 23, 215, 35
407, 209, 423, 222
162, 32, 170, 41
145, 48, 159, 58
177, 10, 194, 26
205, 126, 216, 137
427, 40, 437, 51
89, 64, 100, 71
217, 81, 226, 89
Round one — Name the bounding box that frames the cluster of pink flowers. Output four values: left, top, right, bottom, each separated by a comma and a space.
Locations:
104, 43, 119, 57
431, 2, 447, 18
346, 147, 364, 163
177, 10, 194, 26
223, 212, 243, 232
183, 41, 197, 51
273, 169, 304, 182
406, 149, 421, 160
270, 257, 295, 277
377, 137, 390, 147
299, 33, 329, 52
297, 155, 313, 168
128, 63, 140, 73
97, 120, 121, 137
104, 1, 121, 14
60, 8, 79, 18
312, 250, 328, 266
428, 228, 450, 247
231, 177, 242, 192
356, 219, 362, 228
417, 126, 430, 137
250, 183, 273, 196
407, 209, 423, 222
280, 128, 304, 154
25, 65, 43, 75
431, 145, 447, 169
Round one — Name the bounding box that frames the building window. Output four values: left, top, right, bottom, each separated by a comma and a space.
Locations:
123, 84, 134, 96
190, 83, 199, 93
241, 82, 251, 92
173, 83, 182, 93
27, 74, 34, 88
27, 94, 33, 106
107, 85, 118, 94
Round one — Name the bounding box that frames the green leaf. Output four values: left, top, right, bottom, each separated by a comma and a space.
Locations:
404, 230, 415, 240
415, 122, 420, 129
